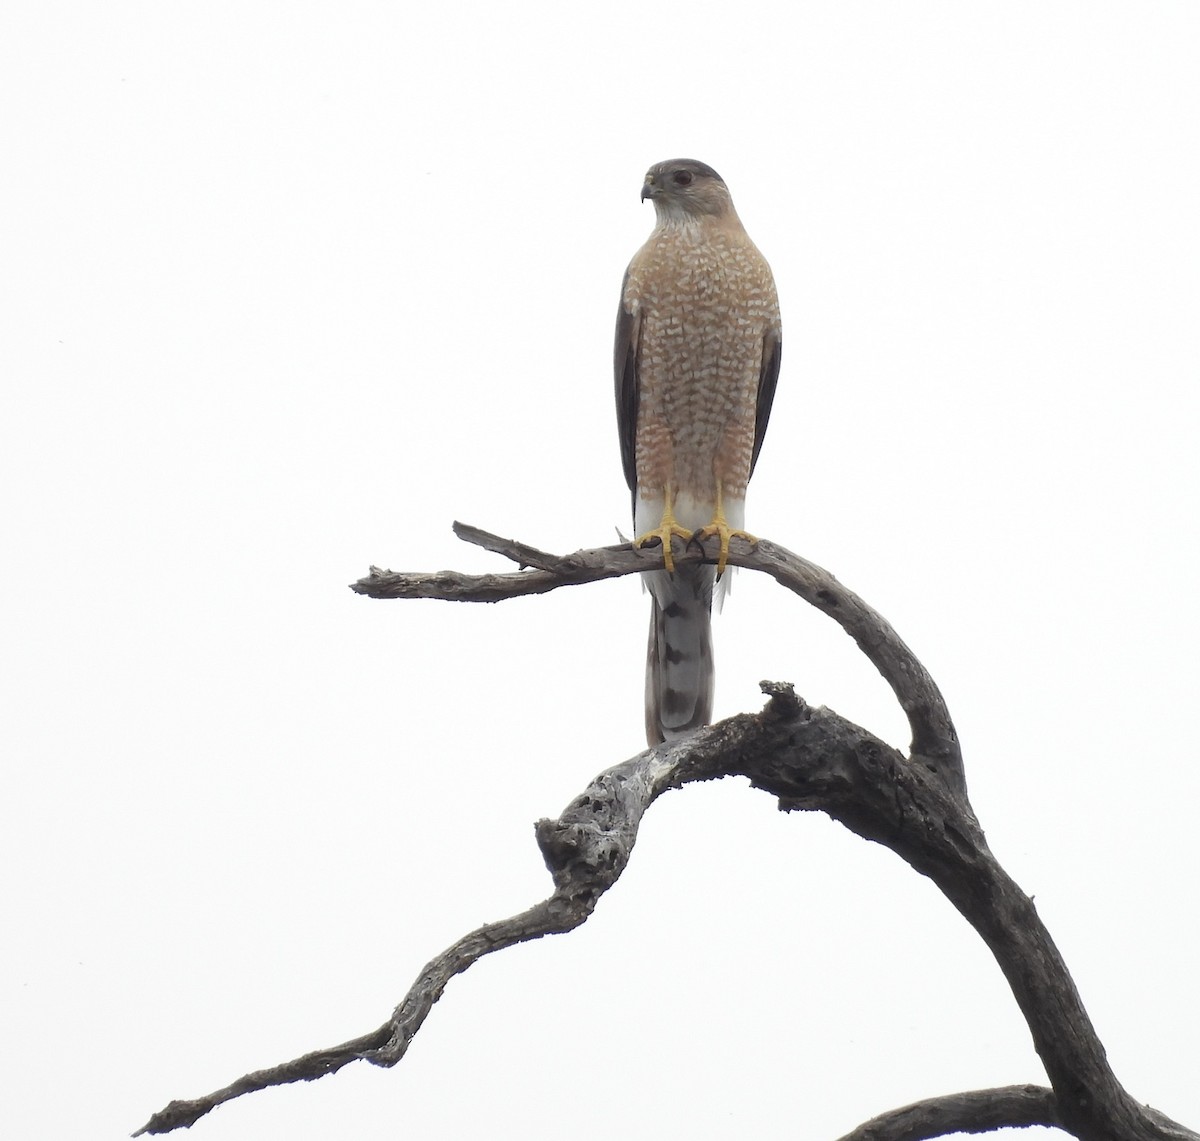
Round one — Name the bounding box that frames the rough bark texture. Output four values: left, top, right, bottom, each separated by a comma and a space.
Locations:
135, 526, 1195, 1140
834, 1084, 1060, 1139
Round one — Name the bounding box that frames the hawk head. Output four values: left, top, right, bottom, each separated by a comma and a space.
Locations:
641, 159, 733, 220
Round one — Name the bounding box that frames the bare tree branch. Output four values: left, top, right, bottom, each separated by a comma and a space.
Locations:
354, 524, 964, 796
135, 529, 1196, 1139
134, 729, 706, 1135
834, 1084, 1060, 1140
735, 684, 1194, 1141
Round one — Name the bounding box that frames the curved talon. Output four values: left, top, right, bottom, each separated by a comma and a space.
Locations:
634, 521, 694, 572
696, 520, 757, 576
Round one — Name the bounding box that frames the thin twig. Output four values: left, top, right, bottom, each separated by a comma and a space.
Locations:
451, 521, 581, 572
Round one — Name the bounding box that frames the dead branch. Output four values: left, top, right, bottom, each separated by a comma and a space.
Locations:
133, 727, 709, 1136
355, 522, 964, 796
136, 528, 1196, 1141
834, 1084, 1060, 1140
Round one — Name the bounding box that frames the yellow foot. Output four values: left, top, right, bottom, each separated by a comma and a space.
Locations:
696, 520, 757, 576
634, 521, 695, 573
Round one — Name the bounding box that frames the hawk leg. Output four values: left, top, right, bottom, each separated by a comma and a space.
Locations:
634, 486, 694, 573
697, 487, 757, 576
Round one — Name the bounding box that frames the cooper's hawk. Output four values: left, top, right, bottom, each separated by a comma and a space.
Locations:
615, 159, 781, 746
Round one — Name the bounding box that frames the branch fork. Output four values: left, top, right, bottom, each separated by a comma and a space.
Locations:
136, 525, 1194, 1141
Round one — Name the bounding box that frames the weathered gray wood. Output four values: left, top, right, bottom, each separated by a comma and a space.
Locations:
834, 1084, 1060, 1140
135, 528, 1196, 1140
355, 523, 964, 796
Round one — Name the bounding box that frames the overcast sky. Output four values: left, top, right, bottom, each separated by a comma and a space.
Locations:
3, 3, 1199, 1139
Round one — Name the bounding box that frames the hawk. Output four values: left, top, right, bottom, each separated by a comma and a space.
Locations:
615, 159, 781, 746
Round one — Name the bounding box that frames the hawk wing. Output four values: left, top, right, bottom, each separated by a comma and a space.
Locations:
750, 328, 781, 478
614, 270, 640, 514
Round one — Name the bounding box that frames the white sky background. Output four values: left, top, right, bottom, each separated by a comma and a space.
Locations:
3, 3, 1198, 1138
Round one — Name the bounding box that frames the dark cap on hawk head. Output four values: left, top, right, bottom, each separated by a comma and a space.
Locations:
640, 159, 735, 218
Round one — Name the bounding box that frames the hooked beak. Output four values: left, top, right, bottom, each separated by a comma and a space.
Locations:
640, 176, 658, 202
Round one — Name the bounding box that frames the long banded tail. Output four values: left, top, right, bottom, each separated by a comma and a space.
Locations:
644, 564, 715, 745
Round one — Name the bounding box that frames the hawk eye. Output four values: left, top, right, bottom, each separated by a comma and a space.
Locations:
672, 170, 693, 187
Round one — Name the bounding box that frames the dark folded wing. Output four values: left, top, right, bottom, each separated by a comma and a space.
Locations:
614, 271, 641, 511
749, 328, 781, 478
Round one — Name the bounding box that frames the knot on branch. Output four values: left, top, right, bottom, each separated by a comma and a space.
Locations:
534, 817, 627, 887
758, 679, 804, 721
